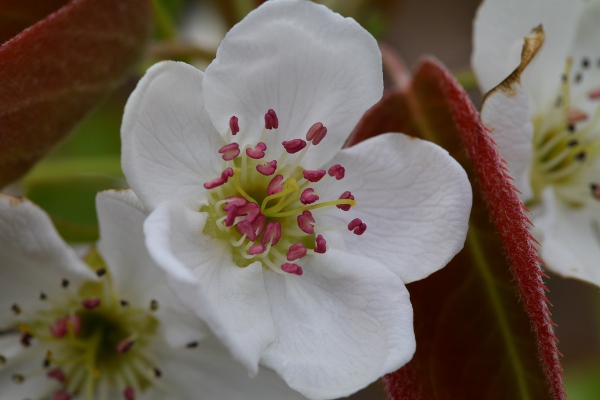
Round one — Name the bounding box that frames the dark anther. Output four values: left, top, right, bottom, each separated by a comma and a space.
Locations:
186, 341, 199, 348
120, 300, 129, 307
153, 367, 162, 378
576, 152, 586, 161
568, 140, 579, 147
61, 279, 70, 288
582, 58, 590, 68
11, 304, 21, 315
96, 268, 107, 277
567, 123, 576, 132
0, 355, 6, 365
561, 73, 568, 82
43, 357, 51, 368
20, 333, 33, 347
575, 73, 583, 83
149, 299, 159, 311
39, 292, 47, 300
12, 374, 24, 384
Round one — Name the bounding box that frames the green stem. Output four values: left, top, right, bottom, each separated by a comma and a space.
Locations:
151, 0, 177, 40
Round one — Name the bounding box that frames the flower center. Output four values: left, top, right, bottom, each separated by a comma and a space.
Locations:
4, 252, 167, 400
201, 109, 366, 276
530, 57, 600, 205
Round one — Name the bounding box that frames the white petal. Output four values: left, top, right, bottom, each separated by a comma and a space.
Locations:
261, 249, 414, 400
203, 0, 382, 170
121, 61, 224, 211
481, 82, 535, 202
533, 188, 600, 287
0, 195, 94, 328
145, 336, 306, 400
317, 133, 471, 284
472, 0, 582, 106
96, 190, 209, 348
144, 201, 276, 374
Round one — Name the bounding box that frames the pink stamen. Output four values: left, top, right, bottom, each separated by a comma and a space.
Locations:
116, 339, 135, 354
300, 188, 319, 205
237, 202, 260, 223
219, 143, 240, 161
53, 390, 71, 400
265, 109, 279, 130
287, 243, 307, 261
82, 298, 101, 309
328, 164, 345, 180
123, 387, 136, 400
223, 197, 247, 211
303, 169, 326, 182
47, 368, 66, 383
203, 168, 234, 189
20, 332, 32, 347
249, 244, 267, 255
588, 87, 600, 100
282, 139, 307, 154
315, 235, 327, 254
281, 263, 303, 276
49, 315, 80, 338
252, 214, 266, 236
237, 220, 257, 241
246, 142, 267, 159
262, 222, 281, 246
567, 108, 588, 124
225, 206, 239, 227
229, 116, 239, 135
257, 160, 278, 176
305, 122, 327, 145
297, 210, 315, 234
337, 191, 354, 211
267, 175, 284, 195
348, 218, 367, 235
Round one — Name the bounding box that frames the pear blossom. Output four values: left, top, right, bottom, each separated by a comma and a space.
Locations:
0, 191, 307, 400
121, 0, 471, 398
473, 0, 600, 286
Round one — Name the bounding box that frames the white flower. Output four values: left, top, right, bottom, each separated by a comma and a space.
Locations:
472, 0, 600, 286
121, 0, 472, 398
0, 190, 307, 400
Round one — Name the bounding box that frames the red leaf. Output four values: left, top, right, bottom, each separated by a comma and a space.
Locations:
0, 0, 71, 44
349, 56, 563, 399
0, 0, 152, 187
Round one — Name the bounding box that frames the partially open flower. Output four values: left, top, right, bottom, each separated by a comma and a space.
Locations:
0, 191, 306, 400
122, 1, 471, 398
473, 0, 600, 286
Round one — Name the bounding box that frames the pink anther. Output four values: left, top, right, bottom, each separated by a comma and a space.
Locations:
297, 210, 315, 234
567, 108, 588, 124
20, 332, 32, 347
229, 116, 239, 135
315, 235, 327, 254
287, 243, 307, 261
252, 214, 266, 236
281, 263, 303, 276
50, 315, 80, 338
249, 244, 267, 255
303, 169, 326, 182
282, 139, 307, 154
300, 188, 319, 205
116, 339, 135, 354
237, 202, 260, 223
246, 142, 267, 159
589, 87, 600, 100
337, 191, 355, 211
203, 168, 234, 189
348, 218, 367, 235
267, 175, 284, 195
262, 222, 281, 246
328, 164, 345, 180
306, 122, 327, 145
265, 109, 279, 130
123, 387, 136, 400
236, 220, 257, 241
219, 143, 240, 161
223, 197, 247, 211
257, 160, 277, 176
225, 206, 239, 227
47, 368, 66, 383
54, 390, 72, 400
82, 298, 101, 309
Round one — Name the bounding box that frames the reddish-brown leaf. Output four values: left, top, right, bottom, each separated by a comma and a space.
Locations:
0, 0, 152, 187
349, 56, 563, 399
0, 0, 71, 44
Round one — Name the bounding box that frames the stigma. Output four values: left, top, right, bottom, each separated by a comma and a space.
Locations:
202, 109, 366, 276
